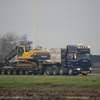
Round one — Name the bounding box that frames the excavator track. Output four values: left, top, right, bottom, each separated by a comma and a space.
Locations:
0, 61, 39, 75
12, 61, 38, 69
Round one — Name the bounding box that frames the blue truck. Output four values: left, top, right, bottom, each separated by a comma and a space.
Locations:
39, 44, 92, 75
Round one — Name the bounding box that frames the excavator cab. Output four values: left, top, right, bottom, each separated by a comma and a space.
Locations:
18, 46, 30, 57
17, 45, 50, 60
18, 46, 24, 57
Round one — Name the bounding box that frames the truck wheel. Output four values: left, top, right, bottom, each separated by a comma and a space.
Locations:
59, 68, 64, 75
45, 67, 52, 75
1, 69, 5, 75
7, 69, 11, 75
13, 69, 17, 75
25, 69, 29, 75
19, 69, 23, 75
68, 67, 73, 75
53, 67, 58, 75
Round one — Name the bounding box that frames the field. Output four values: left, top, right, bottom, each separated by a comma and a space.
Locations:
0, 75, 100, 100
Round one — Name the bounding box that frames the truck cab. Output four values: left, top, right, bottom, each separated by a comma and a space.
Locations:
66, 45, 92, 75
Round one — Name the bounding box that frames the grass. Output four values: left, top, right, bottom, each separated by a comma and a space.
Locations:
0, 75, 100, 91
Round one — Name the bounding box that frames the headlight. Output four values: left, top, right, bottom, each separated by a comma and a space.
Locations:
77, 68, 80, 70
90, 68, 92, 70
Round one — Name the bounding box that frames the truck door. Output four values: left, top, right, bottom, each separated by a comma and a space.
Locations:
18, 47, 24, 57
67, 52, 77, 66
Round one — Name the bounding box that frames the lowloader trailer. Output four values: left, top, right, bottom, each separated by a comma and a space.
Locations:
0, 45, 92, 75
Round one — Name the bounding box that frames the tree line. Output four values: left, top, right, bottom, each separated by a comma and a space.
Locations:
0, 32, 32, 61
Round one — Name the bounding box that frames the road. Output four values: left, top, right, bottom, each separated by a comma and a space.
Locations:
42, 73, 100, 76
78, 73, 100, 76
43, 73, 100, 76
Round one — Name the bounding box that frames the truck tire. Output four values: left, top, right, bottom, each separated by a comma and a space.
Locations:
68, 67, 73, 75
52, 67, 58, 75
19, 69, 23, 75
59, 68, 64, 75
13, 69, 17, 75
45, 67, 52, 75
1, 69, 5, 75
7, 69, 11, 75
25, 69, 29, 75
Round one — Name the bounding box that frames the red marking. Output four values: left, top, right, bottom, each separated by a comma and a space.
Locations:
39, 65, 42, 69
9, 60, 11, 63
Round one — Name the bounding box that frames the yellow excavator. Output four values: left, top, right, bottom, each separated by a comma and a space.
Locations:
2, 45, 50, 66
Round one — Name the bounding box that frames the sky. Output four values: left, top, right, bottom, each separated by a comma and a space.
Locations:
0, 0, 100, 55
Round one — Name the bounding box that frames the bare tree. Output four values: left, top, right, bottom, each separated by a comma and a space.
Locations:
0, 33, 32, 61
0, 32, 19, 60
19, 34, 32, 46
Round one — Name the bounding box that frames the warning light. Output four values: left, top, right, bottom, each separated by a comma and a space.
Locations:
88, 46, 90, 49
78, 46, 81, 49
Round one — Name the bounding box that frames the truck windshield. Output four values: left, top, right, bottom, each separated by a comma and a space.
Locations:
77, 53, 91, 60
25, 46, 30, 52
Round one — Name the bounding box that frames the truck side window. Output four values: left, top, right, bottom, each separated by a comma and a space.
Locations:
18, 47, 24, 57
67, 53, 73, 59
74, 53, 77, 59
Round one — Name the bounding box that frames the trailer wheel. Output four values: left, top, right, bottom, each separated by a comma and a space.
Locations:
68, 67, 73, 75
59, 68, 64, 75
13, 69, 17, 75
53, 67, 58, 75
19, 69, 23, 75
1, 69, 5, 75
7, 69, 11, 75
25, 69, 29, 75
45, 67, 52, 75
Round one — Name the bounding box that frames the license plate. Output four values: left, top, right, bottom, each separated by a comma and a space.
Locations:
81, 71, 88, 74
41, 56, 47, 57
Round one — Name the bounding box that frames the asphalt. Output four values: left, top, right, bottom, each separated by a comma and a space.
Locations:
42, 73, 100, 76
78, 73, 100, 76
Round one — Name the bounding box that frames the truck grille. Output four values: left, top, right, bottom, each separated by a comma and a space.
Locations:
81, 62, 89, 71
